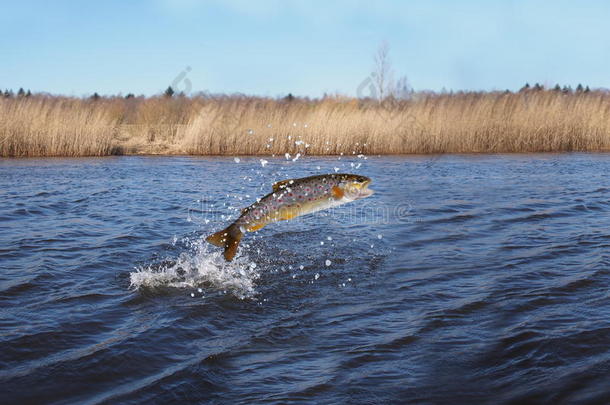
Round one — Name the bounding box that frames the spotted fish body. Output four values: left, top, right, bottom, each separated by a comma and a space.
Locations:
206, 173, 374, 261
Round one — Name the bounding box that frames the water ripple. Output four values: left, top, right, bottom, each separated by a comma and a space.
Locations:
1, 155, 610, 404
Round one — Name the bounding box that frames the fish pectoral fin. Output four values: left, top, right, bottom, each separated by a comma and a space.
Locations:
247, 223, 266, 232
272, 179, 294, 192
331, 186, 344, 199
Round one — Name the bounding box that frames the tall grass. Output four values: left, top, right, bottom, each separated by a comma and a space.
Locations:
2, 90, 610, 157
0, 97, 119, 157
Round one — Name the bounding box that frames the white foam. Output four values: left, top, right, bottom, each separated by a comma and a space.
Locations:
129, 238, 260, 299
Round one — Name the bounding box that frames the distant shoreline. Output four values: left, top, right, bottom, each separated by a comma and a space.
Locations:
3, 90, 610, 157
4, 151, 610, 160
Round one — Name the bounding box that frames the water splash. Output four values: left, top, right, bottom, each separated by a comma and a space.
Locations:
129, 238, 259, 299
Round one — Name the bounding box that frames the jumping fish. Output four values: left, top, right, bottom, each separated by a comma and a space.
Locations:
206, 173, 374, 261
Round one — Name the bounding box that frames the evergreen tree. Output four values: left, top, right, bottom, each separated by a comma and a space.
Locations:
25, 90, 31, 97
585, 86, 591, 93
125, 93, 135, 99
164, 86, 175, 98
519, 83, 530, 92
576, 84, 584, 93
284, 93, 295, 102
91, 92, 101, 100
17, 87, 25, 97
533, 83, 543, 91
553, 84, 561, 92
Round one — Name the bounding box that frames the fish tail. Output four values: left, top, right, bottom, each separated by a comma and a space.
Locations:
205, 223, 243, 261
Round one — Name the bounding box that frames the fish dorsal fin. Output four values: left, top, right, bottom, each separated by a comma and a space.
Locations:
272, 179, 294, 192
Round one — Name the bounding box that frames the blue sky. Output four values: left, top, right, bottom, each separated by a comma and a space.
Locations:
2, 0, 609, 97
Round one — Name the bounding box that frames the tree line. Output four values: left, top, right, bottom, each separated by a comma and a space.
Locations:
2, 88, 32, 98
519, 83, 591, 93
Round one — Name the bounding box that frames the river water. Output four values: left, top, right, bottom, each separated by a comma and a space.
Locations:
1, 154, 609, 404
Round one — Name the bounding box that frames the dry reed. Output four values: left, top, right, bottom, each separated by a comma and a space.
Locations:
2, 90, 610, 157
0, 97, 119, 157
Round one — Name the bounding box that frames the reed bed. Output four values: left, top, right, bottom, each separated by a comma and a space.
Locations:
0, 97, 119, 157
2, 90, 610, 157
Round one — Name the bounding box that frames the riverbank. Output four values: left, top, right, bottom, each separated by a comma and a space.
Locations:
2, 90, 610, 157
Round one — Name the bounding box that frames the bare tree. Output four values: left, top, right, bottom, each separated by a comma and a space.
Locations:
373, 41, 394, 102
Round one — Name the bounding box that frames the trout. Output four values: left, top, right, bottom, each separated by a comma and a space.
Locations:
206, 173, 374, 261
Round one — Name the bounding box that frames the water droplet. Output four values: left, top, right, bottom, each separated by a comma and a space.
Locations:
315, 273, 320, 280
190, 293, 195, 297
234, 157, 240, 163
327, 236, 332, 241
377, 234, 383, 239
325, 259, 331, 266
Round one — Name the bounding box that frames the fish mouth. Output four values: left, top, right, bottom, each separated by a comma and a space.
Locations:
352, 180, 374, 199
358, 186, 374, 198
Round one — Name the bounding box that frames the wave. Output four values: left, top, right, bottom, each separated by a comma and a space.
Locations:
129, 237, 260, 299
